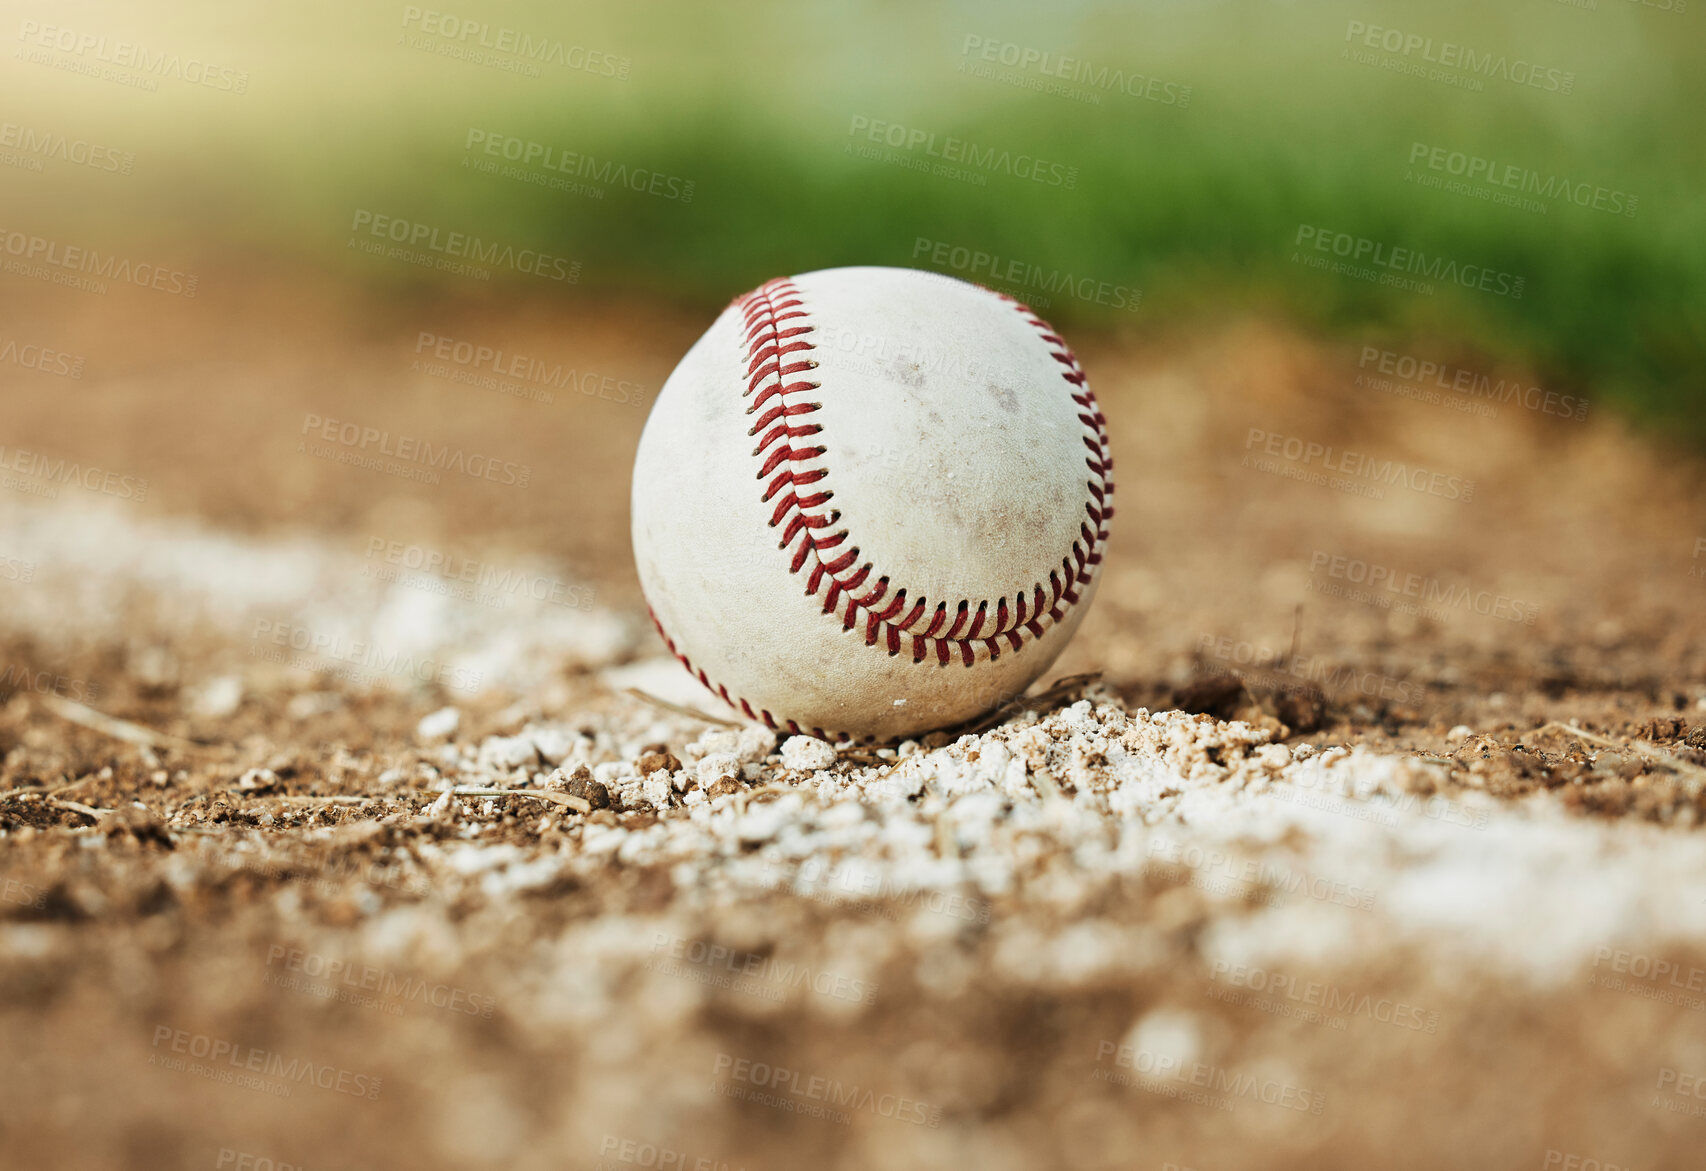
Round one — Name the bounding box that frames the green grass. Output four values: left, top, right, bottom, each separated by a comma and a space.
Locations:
22, 0, 1702, 436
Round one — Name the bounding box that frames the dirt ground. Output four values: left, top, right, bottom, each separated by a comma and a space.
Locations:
2, 264, 1705, 1170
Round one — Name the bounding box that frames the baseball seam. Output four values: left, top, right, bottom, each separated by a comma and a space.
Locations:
742, 277, 1113, 661
652, 274, 1114, 741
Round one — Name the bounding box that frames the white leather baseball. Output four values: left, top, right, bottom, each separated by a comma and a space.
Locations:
630, 266, 1113, 743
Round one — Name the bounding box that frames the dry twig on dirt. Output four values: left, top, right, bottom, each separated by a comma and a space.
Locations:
623, 687, 740, 727
39, 696, 212, 755
451, 787, 594, 813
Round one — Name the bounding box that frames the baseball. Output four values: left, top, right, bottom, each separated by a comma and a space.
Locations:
631, 265, 1113, 742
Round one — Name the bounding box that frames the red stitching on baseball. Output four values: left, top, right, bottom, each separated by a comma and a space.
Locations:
732, 277, 1113, 669
648, 604, 835, 742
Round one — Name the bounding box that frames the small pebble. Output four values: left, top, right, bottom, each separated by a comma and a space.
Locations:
638, 750, 682, 776
526, 725, 577, 765
687, 729, 743, 760
640, 774, 672, 809
781, 736, 838, 771
545, 764, 611, 810
696, 753, 740, 787
735, 725, 778, 763
237, 768, 278, 793
191, 676, 244, 719
478, 735, 536, 772
416, 706, 461, 742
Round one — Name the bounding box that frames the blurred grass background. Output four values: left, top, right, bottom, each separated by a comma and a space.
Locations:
6, 0, 1702, 436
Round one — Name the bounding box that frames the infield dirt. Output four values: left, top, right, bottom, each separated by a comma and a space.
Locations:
2, 269, 1704, 1170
